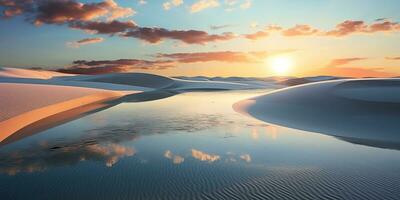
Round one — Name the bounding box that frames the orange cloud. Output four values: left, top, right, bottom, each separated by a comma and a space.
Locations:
385, 56, 400, 60
325, 20, 400, 36
191, 149, 220, 162
243, 30, 269, 40
242, 19, 400, 40
327, 57, 367, 66
67, 37, 104, 48
282, 24, 319, 36
190, 0, 220, 13
243, 25, 282, 40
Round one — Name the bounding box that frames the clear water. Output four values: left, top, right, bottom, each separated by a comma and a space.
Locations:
1, 90, 400, 200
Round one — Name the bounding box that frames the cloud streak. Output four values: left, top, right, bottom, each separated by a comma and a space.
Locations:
244, 19, 400, 40
314, 66, 397, 78
57, 59, 176, 74
327, 57, 367, 67
157, 51, 269, 63
123, 27, 235, 44
67, 37, 104, 48
385, 56, 400, 60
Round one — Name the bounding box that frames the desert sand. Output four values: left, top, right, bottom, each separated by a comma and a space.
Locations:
0, 83, 134, 142
0, 67, 71, 79
234, 79, 400, 148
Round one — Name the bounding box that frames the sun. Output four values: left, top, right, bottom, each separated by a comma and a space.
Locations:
268, 56, 293, 75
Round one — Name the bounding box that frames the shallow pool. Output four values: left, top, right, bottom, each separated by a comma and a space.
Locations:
1, 90, 400, 200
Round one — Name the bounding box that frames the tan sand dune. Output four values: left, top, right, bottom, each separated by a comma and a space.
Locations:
0, 67, 71, 79
0, 83, 137, 142
234, 79, 400, 148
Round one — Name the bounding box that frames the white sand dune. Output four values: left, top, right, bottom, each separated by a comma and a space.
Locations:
64, 73, 271, 91
0, 68, 277, 92
0, 83, 137, 142
234, 79, 400, 148
62, 73, 175, 89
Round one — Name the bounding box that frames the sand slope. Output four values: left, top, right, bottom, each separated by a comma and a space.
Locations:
0, 83, 133, 142
0, 67, 71, 79
234, 79, 400, 148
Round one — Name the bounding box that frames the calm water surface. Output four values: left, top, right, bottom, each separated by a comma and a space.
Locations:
1, 90, 400, 200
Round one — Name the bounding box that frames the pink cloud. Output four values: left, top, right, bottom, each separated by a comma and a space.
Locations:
67, 37, 104, 48
123, 27, 236, 44
281, 24, 319, 36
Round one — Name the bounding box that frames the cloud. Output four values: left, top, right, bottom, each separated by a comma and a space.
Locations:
210, 24, 232, 30
163, 0, 183, 10
282, 24, 319, 36
242, 19, 400, 40
69, 20, 236, 45
191, 149, 220, 162
243, 30, 269, 40
223, 0, 251, 11
157, 51, 270, 63
57, 59, 176, 74
138, 0, 147, 5
239, 154, 251, 162
190, 0, 220, 13
242, 25, 282, 40
325, 20, 400, 37
67, 37, 104, 48
240, 0, 251, 9
0, 0, 30, 18
0, 140, 136, 176
56, 50, 293, 74
327, 57, 367, 66
123, 27, 235, 44
0, 0, 135, 25
69, 20, 137, 34
314, 66, 397, 78
385, 56, 400, 60
164, 150, 184, 164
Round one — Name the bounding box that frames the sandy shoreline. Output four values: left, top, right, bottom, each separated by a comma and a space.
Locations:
0, 83, 133, 142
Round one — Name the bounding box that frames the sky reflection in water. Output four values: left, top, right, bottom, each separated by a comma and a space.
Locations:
1, 91, 400, 199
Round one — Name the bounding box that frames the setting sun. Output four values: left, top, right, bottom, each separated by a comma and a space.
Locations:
268, 56, 293, 75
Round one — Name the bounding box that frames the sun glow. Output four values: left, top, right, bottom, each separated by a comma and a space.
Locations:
268, 56, 293, 75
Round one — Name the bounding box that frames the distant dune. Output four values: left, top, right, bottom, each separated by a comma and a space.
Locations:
234, 79, 400, 149
64, 73, 176, 89
278, 76, 347, 86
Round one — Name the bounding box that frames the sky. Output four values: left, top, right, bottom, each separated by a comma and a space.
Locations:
0, 0, 400, 77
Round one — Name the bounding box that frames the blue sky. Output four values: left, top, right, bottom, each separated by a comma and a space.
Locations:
0, 0, 400, 77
